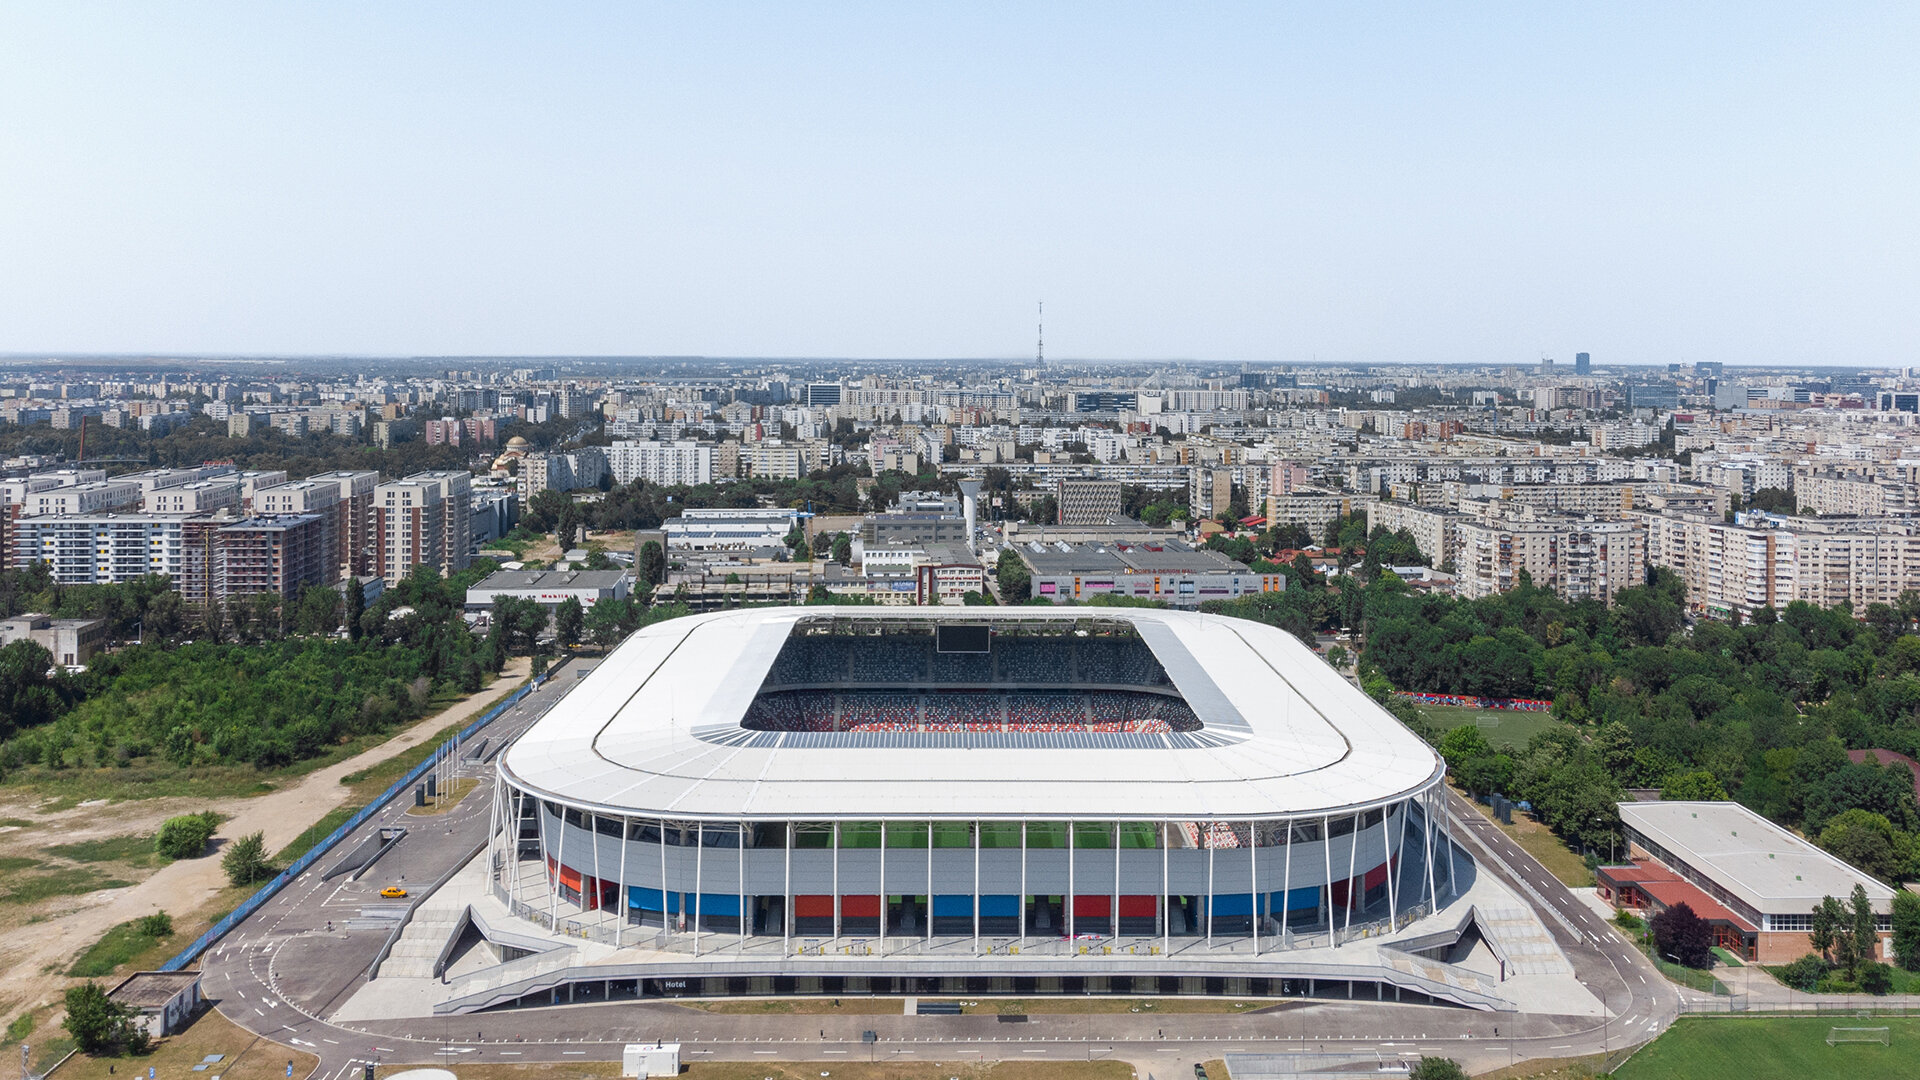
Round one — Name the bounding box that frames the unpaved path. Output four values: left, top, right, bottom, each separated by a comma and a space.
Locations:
0, 657, 531, 1017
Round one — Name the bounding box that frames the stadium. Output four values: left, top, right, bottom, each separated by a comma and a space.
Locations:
478, 606, 1483, 1009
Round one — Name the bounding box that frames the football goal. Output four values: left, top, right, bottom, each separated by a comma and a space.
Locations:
1827, 1026, 1890, 1046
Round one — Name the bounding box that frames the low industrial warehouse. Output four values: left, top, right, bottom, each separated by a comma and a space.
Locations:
458, 606, 1506, 1010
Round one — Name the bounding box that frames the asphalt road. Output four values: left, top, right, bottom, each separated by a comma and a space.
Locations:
201, 671, 1678, 1079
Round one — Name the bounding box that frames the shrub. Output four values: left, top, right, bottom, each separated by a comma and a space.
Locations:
1859, 961, 1895, 995
1408, 1058, 1469, 1080
1774, 953, 1829, 992
153, 811, 219, 860
135, 911, 173, 938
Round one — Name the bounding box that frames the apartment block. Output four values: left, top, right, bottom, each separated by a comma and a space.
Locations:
307, 470, 378, 576
1456, 516, 1646, 604
373, 479, 447, 584
608, 440, 714, 487
1366, 500, 1462, 569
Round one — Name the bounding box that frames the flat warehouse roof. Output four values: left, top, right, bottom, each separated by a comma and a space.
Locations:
502, 606, 1442, 821
1620, 801, 1897, 914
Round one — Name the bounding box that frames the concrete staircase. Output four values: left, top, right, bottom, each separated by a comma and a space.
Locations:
376, 905, 467, 980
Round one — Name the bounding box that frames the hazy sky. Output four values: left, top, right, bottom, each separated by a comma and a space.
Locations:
1, 4, 1915, 365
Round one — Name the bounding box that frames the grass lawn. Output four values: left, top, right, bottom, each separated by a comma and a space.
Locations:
43, 833, 170, 869
1421, 704, 1566, 751
1452, 783, 1595, 888
406, 776, 479, 816
67, 916, 176, 977
1615, 1017, 1920, 1080
57, 1002, 317, 1080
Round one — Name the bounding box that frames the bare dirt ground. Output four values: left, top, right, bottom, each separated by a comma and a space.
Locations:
0, 657, 531, 1021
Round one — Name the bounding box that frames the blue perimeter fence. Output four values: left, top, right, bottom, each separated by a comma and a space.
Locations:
160, 667, 556, 971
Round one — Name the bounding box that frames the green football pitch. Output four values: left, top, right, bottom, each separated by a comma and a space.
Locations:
1615, 1017, 1920, 1080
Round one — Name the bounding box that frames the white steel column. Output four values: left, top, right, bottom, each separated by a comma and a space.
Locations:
549, 804, 565, 927
1343, 811, 1360, 934
615, 816, 629, 948
1019, 821, 1028, 951
1281, 817, 1293, 949
878, 822, 887, 955
693, 830, 703, 956
658, 817, 669, 936
738, 821, 747, 953
971, 820, 981, 955
1422, 792, 1438, 916
832, 821, 842, 946
925, 819, 933, 946
783, 823, 793, 954
1160, 821, 1170, 955
1205, 824, 1214, 947
1067, 819, 1077, 940
1111, 820, 1120, 946
1250, 822, 1260, 954
1321, 814, 1334, 947
1440, 796, 1457, 898
1390, 803, 1405, 922
590, 813, 602, 924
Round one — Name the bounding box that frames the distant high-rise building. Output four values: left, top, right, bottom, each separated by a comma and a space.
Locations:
1574, 352, 1591, 375
803, 382, 843, 407
1539, 356, 1555, 376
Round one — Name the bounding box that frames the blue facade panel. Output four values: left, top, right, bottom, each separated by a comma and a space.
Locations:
1211, 892, 1253, 916
932, 894, 974, 917
978, 894, 1020, 917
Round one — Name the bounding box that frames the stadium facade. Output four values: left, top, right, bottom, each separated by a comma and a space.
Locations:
482, 607, 1473, 1007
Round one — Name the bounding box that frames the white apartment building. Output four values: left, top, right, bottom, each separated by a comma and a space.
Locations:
20, 481, 142, 517
1794, 469, 1914, 517
1456, 516, 1646, 604
608, 440, 714, 487
1639, 511, 1920, 618
10, 513, 194, 584
1366, 500, 1462, 569
143, 479, 241, 514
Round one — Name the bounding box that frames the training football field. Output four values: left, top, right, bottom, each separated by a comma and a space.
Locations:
1615, 1017, 1920, 1080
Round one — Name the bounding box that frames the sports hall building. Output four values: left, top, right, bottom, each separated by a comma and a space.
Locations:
479, 607, 1480, 1010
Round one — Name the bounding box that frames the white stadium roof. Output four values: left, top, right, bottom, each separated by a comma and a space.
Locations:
502, 606, 1443, 821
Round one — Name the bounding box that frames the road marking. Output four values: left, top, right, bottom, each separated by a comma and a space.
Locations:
562, 1051, 586, 1056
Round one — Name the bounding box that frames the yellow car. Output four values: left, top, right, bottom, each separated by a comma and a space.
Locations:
380, 886, 408, 899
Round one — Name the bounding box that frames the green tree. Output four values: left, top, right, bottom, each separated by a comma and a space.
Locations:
492, 596, 548, 655
832, 532, 853, 565
344, 575, 366, 641
0, 639, 63, 739
1810, 895, 1842, 964
554, 597, 584, 649
1660, 770, 1729, 801
1847, 883, 1878, 976
1818, 810, 1907, 882
63, 981, 146, 1055
1892, 889, 1920, 970
154, 811, 220, 860
222, 831, 273, 887
996, 549, 1032, 599
637, 540, 666, 590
